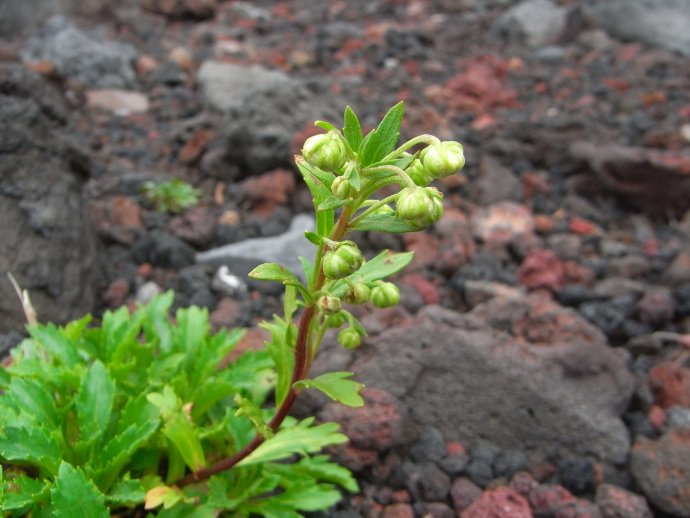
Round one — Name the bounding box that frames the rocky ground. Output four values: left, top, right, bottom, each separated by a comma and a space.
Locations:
2, 0, 690, 516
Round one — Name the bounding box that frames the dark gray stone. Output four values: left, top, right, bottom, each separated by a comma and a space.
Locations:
409, 427, 446, 464
0, 63, 100, 333
402, 461, 451, 502
200, 61, 340, 174
21, 16, 138, 88
132, 230, 195, 270
347, 300, 634, 465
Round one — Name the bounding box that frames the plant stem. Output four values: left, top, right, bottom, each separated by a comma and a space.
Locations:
177, 206, 353, 488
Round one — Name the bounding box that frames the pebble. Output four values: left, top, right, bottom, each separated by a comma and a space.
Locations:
136, 281, 162, 304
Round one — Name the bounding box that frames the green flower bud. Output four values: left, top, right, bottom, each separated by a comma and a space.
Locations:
420, 141, 465, 179
302, 131, 347, 172
322, 242, 363, 280
344, 283, 371, 305
325, 311, 348, 328
317, 294, 342, 315
331, 176, 351, 199
372, 203, 395, 216
406, 158, 432, 187
396, 187, 444, 229
338, 327, 362, 349
371, 282, 400, 308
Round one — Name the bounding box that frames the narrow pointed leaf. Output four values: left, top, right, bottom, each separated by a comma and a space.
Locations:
352, 213, 422, 233
318, 196, 348, 211
76, 360, 115, 446
315, 120, 337, 132
331, 251, 414, 298
238, 418, 348, 466
294, 371, 364, 407
359, 102, 404, 166
249, 263, 300, 285
343, 106, 363, 150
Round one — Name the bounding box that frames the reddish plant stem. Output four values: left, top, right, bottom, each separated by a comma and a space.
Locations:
177, 207, 352, 488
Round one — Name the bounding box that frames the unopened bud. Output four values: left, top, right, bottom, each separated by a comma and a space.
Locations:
420, 141, 464, 179
338, 327, 362, 349
317, 294, 342, 315
331, 176, 351, 198
323, 242, 363, 280
344, 283, 371, 305
406, 158, 432, 187
371, 282, 400, 308
396, 187, 444, 229
302, 131, 348, 172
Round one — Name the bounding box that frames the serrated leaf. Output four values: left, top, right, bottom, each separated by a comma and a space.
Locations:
343, 106, 363, 151
92, 419, 160, 491
238, 418, 348, 467
358, 102, 404, 166
294, 371, 364, 407
331, 250, 414, 298
0, 427, 62, 476
249, 263, 300, 285
352, 213, 422, 233
141, 291, 175, 354
28, 324, 80, 366
51, 462, 108, 518
173, 305, 209, 371
76, 360, 114, 447
294, 455, 359, 493
0, 475, 50, 512
318, 196, 348, 211
264, 482, 342, 513
106, 477, 145, 506
7, 378, 59, 430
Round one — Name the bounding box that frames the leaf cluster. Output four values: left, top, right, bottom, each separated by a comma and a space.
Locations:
141, 179, 201, 214
0, 293, 355, 516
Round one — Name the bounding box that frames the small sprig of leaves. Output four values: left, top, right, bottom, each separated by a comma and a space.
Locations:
141, 178, 201, 214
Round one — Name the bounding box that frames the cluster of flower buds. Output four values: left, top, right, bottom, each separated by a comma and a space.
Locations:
302, 131, 348, 173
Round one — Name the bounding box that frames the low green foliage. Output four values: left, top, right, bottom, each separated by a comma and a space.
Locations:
141, 178, 200, 213
0, 293, 355, 516
1, 102, 465, 516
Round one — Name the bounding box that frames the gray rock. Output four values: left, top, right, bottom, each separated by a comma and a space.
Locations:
469, 155, 522, 204
21, 16, 138, 88
0, 0, 119, 36
492, 0, 568, 48
630, 426, 690, 516
132, 230, 195, 270
346, 300, 634, 465
589, 0, 690, 57
595, 483, 653, 518
197, 62, 295, 112
197, 61, 340, 174
196, 214, 315, 280
0, 64, 100, 333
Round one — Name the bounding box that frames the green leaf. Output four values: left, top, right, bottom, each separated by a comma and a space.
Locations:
293, 455, 359, 493
161, 414, 206, 472
368, 153, 416, 171
299, 256, 314, 288
0, 426, 62, 476
347, 165, 361, 191
343, 106, 363, 151
235, 395, 273, 439
141, 291, 175, 354
318, 196, 348, 211
295, 157, 335, 207
0, 475, 50, 512
259, 316, 295, 407
331, 250, 414, 298
352, 213, 422, 233
266, 482, 342, 512
316, 207, 335, 237
238, 418, 348, 467
92, 419, 160, 491
304, 231, 322, 246
294, 371, 364, 407
28, 324, 80, 366
315, 120, 338, 132
173, 305, 210, 371
76, 360, 115, 447
51, 462, 109, 518
249, 263, 300, 286
6, 377, 59, 430
191, 377, 236, 420
358, 102, 404, 166
106, 477, 146, 506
